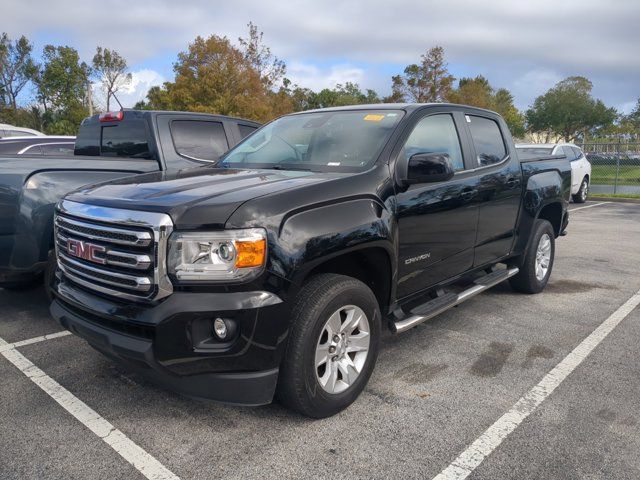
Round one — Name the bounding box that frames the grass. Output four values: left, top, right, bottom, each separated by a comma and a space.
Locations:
589, 193, 640, 200
591, 165, 640, 186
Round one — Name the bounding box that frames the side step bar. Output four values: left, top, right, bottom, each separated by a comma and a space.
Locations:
391, 267, 519, 334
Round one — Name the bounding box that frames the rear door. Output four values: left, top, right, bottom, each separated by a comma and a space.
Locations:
394, 107, 480, 298
464, 113, 522, 266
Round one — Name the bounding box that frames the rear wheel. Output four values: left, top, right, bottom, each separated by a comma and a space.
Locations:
510, 219, 555, 294
277, 273, 380, 418
572, 177, 589, 203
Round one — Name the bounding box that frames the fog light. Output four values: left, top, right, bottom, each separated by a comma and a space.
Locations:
213, 318, 228, 340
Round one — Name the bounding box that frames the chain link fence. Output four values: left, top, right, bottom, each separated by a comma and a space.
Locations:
578, 142, 640, 195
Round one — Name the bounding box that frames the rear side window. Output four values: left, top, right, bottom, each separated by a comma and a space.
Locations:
402, 114, 465, 171
42, 144, 75, 156
101, 121, 151, 158
467, 116, 507, 166
171, 120, 229, 162
562, 146, 577, 160
238, 124, 257, 139
571, 146, 583, 159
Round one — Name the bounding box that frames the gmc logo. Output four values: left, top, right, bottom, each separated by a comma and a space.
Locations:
67, 239, 106, 264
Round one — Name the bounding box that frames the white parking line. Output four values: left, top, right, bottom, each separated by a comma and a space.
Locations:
569, 201, 611, 212
0, 330, 71, 353
0, 335, 180, 480
432, 288, 640, 480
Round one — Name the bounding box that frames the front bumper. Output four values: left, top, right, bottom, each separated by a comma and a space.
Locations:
51, 278, 289, 406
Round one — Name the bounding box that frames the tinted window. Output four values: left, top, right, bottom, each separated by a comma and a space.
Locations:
516, 147, 553, 156
22, 145, 43, 155
562, 146, 577, 160
238, 124, 257, 138
101, 121, 151, 158
468, 116, 506, 166
571, 146, 583, 159
403, 114, 464, 171
171, 120, 229, 162
41, 144, 75, 156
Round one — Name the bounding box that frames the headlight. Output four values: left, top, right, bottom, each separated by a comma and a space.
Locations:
167, 228, 267, 282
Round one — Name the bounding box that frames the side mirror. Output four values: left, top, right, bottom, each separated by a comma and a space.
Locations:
405, 152, 455, 184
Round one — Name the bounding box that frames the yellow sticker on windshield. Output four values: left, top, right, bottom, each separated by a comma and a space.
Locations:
364, 114, 385, 122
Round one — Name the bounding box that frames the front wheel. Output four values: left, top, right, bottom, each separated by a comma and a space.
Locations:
510, 219, 555, 294
276, 274, 380, 418
572, 177, 589, 203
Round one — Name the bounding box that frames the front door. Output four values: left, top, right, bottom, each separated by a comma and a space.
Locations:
394, 111, 480, 299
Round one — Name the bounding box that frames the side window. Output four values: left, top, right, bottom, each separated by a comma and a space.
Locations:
22, 145, 43, 155
171, 120, 229, 162
42, 144, 75, 156
467, 116, 507, 166
402, 114, 465, 171
562, 146, 576, 160
571, 146, 583, 159
238, 124, 257, 139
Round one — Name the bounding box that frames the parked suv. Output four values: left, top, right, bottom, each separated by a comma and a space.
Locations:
51, 104, 571, 418
517, 143, 591, 203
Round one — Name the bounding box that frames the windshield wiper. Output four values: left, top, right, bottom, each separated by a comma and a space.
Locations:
268, 164, 312, 172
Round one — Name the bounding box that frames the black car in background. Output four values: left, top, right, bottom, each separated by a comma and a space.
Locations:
0, 136, 76, 156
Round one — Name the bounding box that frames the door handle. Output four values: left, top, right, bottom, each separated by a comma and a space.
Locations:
460, 188, 476, 200
506, 177, 519, 189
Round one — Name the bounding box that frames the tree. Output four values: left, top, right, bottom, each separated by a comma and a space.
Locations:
526, 76, 617, 142
139, 35, 276, 121
33, 45, 91, 134
306, 82, 380, 109
92, 47, 131, 111
0, 33, 37, 109
389, 46, 455, 103
448, 76, 525, 137
238, 22, 286, 90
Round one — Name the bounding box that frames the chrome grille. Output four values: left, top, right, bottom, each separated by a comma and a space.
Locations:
55, 200, 173, 301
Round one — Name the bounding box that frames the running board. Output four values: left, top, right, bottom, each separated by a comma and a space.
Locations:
391, 267, 519, 334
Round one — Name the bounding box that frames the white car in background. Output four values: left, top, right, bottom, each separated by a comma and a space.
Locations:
516, 143, 591, 203
0, 123, 45, 138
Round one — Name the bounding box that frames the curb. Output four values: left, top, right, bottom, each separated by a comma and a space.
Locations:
588, 196, 640, 204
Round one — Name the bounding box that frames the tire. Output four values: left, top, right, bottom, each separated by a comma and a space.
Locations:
509, 219, 555, 294
572, 177, 589, 203
276, 273, 381, 418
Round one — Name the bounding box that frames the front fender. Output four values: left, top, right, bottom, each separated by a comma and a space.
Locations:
269, 198, 396, 288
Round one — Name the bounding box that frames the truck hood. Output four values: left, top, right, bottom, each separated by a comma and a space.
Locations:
63, 166, 342, 228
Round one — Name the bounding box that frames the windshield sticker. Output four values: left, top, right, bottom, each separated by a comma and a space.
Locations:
364, 114, 385, 122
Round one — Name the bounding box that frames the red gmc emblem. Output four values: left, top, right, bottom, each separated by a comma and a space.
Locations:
66, 238, 106, 264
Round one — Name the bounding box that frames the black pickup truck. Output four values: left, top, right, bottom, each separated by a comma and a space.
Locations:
0, 110, 259, 292
50, 104, 571, 418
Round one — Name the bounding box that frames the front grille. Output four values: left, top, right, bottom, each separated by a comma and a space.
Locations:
55, 200, 174, 302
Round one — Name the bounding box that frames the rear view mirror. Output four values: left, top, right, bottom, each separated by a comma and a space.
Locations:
406, 152, 455, 184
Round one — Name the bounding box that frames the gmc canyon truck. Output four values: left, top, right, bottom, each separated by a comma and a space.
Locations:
0, 110, 259, 293
50, 104, 571, 418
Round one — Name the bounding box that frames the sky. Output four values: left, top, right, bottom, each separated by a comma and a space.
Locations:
5, 0, 640, 113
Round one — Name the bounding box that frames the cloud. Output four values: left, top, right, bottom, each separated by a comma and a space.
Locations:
92, 69, 165, 109
4, 0, 639, 109
287, 62, 366, 91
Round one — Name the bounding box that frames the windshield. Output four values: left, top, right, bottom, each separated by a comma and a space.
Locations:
516, 147, 554, 156
218, 110, 404, 172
